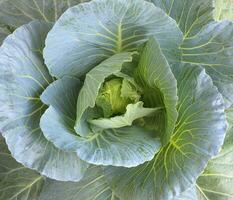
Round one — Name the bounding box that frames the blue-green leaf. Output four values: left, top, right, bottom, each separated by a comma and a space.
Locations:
44, 0, 183, 78
0, 20, 88, 181
104, 64, 227, 200
0, 0, 90, 45
181, 21, 233, 108
153, 1, 233, 109
40, 71, 161, 167
135, 37, 178, 145
150, 0, 213, 37
41, 106, 161, 167
174, 126, 233, 200
74, 52, 136, 136
41, 76, 82, 124
89, 101, 162, 129
196, 127, 233, 200
39, 166, 119, 200
0, 136, 44, 200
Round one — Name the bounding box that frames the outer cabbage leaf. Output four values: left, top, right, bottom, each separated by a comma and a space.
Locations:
0, 20, 89, 181
214, 0, 233, 21
181, 21, 233, 108
174, 126, 233, 200
0, 0, 89, 44
174, 100, 233, 200
196, 126, 233, 200
0, 136, 44, 200
40, 76, 84, 132
134, 37, 178, 145
39, 166, 119, 200
44, 0, 183, 78
149, 0, 214, 37
153, 1, 233, 108
74, 52, 136, 136
104, 64, 227, 200
89, 101, 162, 129
40, 70, 161, 167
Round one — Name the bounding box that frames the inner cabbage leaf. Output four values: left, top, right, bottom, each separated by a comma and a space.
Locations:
89, 101, 162, 129
40, 53, 161, 168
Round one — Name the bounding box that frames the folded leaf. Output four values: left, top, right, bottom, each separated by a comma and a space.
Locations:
75, 52, 136, 136
135, 37, 178, 145
89, 101, 162, 129
40, 76, 83, 126
40, 73, 161, 167
41, 106, 161, 167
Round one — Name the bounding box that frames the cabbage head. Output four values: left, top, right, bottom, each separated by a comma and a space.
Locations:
0, 0, 233, 200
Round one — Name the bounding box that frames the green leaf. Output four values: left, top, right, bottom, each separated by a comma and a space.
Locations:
149, 2, 233, 108
0, 136, 44, 200
95, 78, 136, 118
177, 78, 233, 200
41, 106, 161, 167
40, 69, 161, 167
104, 64, 227, 200
0, 20, 88, 181
149, 0, 214, 37
135, 37, 178, 145
196, 126, 233, 200
0, 0, 89, 24
74, 52, 136, 136
0, 0, 89, 45
41, 76, 83, 125
44, 0, 183, 78
39, 166, 119, 200
120, 77, 141, 101
174, 127, 233, 200
89, 101, 162, 129
214, 0, 233, 21
181, 21, 233, 108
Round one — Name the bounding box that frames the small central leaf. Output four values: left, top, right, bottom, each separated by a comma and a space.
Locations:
96, 78, 139, 117
89, 101, 162, 130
